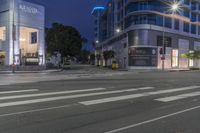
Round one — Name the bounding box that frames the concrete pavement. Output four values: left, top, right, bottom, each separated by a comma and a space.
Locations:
0, 65, 130, 86
0, 64, 198, 86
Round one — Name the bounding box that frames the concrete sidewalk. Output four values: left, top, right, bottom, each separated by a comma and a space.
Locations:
0, 69, 62, 74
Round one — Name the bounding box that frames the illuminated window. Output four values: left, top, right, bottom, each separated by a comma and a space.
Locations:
0, 27, 6, 41
172, 49, 178, 67
189, 51, 194, 67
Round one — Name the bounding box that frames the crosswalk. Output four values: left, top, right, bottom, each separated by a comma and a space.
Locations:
79, 86, 200, 105
0, 85, 200, 109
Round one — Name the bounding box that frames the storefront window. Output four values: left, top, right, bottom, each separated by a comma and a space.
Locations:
189, 51, 194, 67
129, 47, 157, 66
172, 49, 178, 67
0, 27, 6, 41
20, 27, 39, 65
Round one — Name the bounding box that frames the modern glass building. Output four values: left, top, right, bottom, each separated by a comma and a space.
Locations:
92, 6, 105, 43
93, 0, 200, 69
0, 0, 45, 67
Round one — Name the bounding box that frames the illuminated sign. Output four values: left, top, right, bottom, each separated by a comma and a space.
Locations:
19, 5, 39, 14
26, 58, 39, 63
25, 58, 39, 65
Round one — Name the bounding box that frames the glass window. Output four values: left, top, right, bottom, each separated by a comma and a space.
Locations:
174, 19, 179, 30
191, 2, 197, 10
183, 10, 190, 18
164, 17, 172, 28
30, 32, 38, 44
198, 26, 200, 35
0, 27, 6, 41
191, 24, 196, 34
139, 15, 147, 24
156, 15, 163, 26
191, 13, 197, 21
139, 2, 148, 10
172, 49, 179, 67
184, 0, 189, 5
183, 22, 189, 32
189, 51, 194, 67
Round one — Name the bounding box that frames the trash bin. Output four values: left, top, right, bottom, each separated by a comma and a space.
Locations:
112, 61, 119, 70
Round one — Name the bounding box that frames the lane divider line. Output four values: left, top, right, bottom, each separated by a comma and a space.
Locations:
0, 104, 77, 118
105, 105, 200, 133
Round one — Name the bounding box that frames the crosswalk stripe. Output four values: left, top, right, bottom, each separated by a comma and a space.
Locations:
155, 91, 200, 102
0, 89, 38, 95
0, 88, 107, 100
79, 86, 200, 106
0, 87, 154, 108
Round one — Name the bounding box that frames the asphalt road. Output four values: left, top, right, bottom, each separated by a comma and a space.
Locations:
0, 71, 200, 133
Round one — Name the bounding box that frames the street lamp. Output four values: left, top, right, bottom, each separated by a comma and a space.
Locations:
116, 28, 121, 33
172, 4, 179, 12
95, 39, 104, 66
95, 40, 99, 44
12, 1, 15, 73
115, 28, 129, 69
162, 3, 179, 71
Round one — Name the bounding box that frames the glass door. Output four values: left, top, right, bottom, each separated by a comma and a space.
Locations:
172, 49, 179, 68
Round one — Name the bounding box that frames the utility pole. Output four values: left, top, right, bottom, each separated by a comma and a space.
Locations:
12, 0, 15, 73
162, 15, 165, 71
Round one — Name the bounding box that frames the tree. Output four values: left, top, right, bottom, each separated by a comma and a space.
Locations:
108, 50, 115, 65
103, 51, 109, 67
90, 53, 95, 65
103, 50, 115, 67
78, 50, 91, 64
46, 23, 83, 61
82, 37, 88, 45
182, 49, 200, 68
96, 54, 101, 66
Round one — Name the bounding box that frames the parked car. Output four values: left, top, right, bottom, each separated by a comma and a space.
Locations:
62, 60, 71, 70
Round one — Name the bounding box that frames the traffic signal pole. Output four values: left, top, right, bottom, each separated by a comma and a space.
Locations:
162, 16, 165, 71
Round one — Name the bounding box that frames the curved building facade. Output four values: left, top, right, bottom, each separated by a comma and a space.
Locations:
93, 0, 200, 69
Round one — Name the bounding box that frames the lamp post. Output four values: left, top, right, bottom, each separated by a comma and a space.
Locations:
162, 14, 165, 71
116, 28, 129, 69
95, 40, 103, 66
161, 3, 179, 71
12, 0, 15, 73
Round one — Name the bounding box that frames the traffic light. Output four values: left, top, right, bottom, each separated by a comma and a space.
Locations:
159, 47, 166, 55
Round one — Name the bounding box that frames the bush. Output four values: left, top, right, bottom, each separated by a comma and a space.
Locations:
190, 67, 200, 70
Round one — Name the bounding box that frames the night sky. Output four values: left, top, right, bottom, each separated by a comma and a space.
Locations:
26, 0, 107, 50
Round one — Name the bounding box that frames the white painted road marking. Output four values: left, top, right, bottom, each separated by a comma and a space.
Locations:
0, 88, 107, 100
155, 91, 200, 102
0, 89, 38, 95
80, 86, 200, 105
105, 105, 200, 133
0, 104, 77, 118
0, 87, 154, 108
